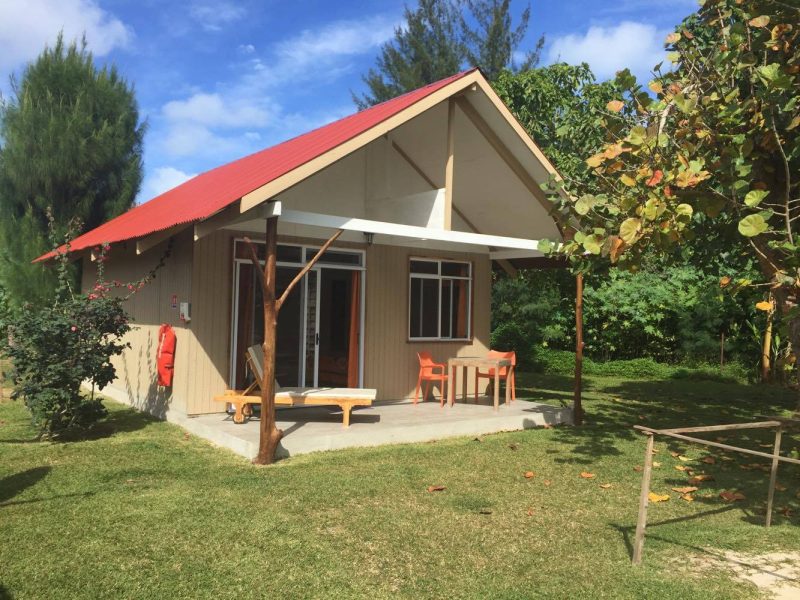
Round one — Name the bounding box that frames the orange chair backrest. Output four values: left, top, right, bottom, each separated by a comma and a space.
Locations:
417, 351, 438, 376
487, 349, 516, 375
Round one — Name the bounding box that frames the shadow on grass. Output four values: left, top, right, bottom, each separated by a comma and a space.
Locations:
2, 405, 157, 445
516, 371, 797, 465
0, 583, 13, 600
0, 466, 50, 504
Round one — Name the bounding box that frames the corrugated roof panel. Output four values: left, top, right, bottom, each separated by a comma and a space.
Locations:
37, 69, 477, 261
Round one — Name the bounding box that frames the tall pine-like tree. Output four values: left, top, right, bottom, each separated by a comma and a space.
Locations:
461, 0, 543, 82
356, 0, 463, 108
356, 0, 538, 107
0, 35, 145, 307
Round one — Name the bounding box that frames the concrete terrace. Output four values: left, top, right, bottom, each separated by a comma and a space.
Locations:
173, 397, 573, 460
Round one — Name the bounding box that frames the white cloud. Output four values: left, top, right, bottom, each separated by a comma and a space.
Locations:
247, 16, 397, 87
238, 43, 255, 54
547, 21, 667, 82
163, 92, 272, 128
0, 0, 131, 73
189, 1, 245, 32
141, 166, 196, 201
156, 15, 396, 159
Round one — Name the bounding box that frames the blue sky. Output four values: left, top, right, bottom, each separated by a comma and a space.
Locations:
0, 0, 698, 203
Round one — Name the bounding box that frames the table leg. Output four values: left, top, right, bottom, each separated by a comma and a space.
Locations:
448, 363, 455, 406
462, 365, 467, 403
505, 371, 511, 406
493, 369, 500, 411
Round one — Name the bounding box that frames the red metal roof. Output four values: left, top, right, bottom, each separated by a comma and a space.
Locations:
36, 69, 477, 262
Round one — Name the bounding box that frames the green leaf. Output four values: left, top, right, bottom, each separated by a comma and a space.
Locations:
620, 218, 642, 244
627, 126, 647, 146
583, 236, 602, 255
738, 214, 769, 237
676, 204, 693, 217
757, 64, 791, 89
537, 239, 553, 253
744, 190, 769, 207
574, 195, 596, 215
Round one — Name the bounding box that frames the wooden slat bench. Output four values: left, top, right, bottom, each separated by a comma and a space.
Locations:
213, 345, 375, 427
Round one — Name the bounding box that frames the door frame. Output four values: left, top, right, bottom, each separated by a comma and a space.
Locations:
229, 239, 366, 389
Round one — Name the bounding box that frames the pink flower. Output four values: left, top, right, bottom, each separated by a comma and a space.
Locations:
71, 326, 77, 332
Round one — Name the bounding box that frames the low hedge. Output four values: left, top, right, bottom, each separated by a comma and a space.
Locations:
528, 347, 751, 383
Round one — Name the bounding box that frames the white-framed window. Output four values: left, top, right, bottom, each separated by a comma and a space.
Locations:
408, 258, 472, 341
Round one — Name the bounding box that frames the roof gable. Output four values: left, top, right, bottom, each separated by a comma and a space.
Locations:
37, 69, 479, 261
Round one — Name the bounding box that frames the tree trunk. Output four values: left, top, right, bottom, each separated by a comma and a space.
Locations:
573, 272, 584, 426
254, 217, 283, 465
762, 306, 773, 383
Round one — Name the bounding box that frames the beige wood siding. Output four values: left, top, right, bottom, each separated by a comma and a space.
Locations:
364, 243, 491, 400
82, 230, 193, 415
186, 230, 235, 414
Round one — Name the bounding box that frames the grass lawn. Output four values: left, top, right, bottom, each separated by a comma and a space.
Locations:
1, 373, 799, 599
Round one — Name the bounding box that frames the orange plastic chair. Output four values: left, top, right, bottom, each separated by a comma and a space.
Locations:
414, 351, 449, 406
475, 350, 516, 402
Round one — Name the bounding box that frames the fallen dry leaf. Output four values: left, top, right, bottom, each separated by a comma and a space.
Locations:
688, 474, 715, 485
508, 443, 519, 451
478, 509, 493, 515
633, 466, 643, 472
671, 486, 699, 494
524, 471, 535, 479
702, 456, 716, 465
781, 506, 794, 517
527, 508, 534, 516
674, 465, 689, 472
541, 423, 553, 429
720, 490, 746, 502
543, 479, 551, 486
678, 455, 691, 462
670, 451, 681, 458
427, 485, 446, 493
651, 448, 659, 454
599, 483, 613, 489
653, 461, 662, 468
775, 483, 787, 492
580, 472, 596, 479
680, 494, 695, 502
183, 432, 190, 440
648, 492, 670, 503
473, 437, 483, 442
759, 443, 773, 449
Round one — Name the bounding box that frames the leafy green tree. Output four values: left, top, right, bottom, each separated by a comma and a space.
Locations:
0, 35, 145, 307
494, 63, 621, 187
356, 0, 463, 108
461, 0, 542, 81
536, 0, 800, 398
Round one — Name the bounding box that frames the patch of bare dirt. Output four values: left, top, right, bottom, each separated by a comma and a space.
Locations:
691, 550, 800, 599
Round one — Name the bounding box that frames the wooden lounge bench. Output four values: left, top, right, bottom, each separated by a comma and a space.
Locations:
213, 346, 375, 427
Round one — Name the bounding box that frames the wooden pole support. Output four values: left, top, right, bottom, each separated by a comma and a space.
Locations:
765, 425, 783, 527
573, 272, 584, 426
632, 432, 655, 565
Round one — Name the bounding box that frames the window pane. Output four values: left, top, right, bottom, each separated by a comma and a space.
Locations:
441, 261, 469, 277
235, 240, 266, 261
420, 279, 439, 337
410, 260, 438, 274
410, 278, 422, 338
451, 279, 469, 338
440, 279, 452, 338
277, 245, 303, 263
307, 248, 362, 266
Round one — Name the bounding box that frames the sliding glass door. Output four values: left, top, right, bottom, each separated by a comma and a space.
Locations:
230, 241, 364, 390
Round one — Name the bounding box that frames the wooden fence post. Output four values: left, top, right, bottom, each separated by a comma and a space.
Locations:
632, 432, 655, 565
765, 424, 783, 527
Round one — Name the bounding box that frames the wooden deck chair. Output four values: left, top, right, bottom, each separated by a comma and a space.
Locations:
214, 345, 376, 427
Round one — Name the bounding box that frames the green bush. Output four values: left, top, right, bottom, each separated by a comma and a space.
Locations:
0, 222, 167, 437
528, 347, 751, 383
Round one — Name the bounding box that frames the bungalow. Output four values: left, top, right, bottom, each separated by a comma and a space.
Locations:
40, 68, 566, 420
